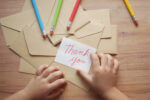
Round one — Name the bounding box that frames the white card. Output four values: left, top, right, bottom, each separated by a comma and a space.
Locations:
55, 37, 96, 73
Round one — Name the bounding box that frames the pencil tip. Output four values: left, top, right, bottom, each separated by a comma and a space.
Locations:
43, 34, 47, 38
135, 20, 139, 26
67, 27, 70, 31
50, 31, 54, 35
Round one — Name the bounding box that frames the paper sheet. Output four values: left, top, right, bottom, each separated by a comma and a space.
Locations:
101, 25, 114, 39
1, 26, 20, 46
0, 9, 35, 31
9, 33, 54, 69
75, 22, 104, 38
23, 23, 58, 56
55, 37, 96, 73
98, 25, 118, 54
19, 58, 36, 74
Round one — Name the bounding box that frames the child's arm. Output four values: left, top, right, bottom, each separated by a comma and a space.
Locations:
6, 65, 67, 100
77, 53, 130, 100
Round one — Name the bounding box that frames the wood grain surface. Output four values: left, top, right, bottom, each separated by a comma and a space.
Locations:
0, 0, 150, 100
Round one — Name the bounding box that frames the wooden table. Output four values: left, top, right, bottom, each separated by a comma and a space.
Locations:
0, 0, 150, 100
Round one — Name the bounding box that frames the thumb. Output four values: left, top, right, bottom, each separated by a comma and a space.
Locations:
76, 69, 92, 86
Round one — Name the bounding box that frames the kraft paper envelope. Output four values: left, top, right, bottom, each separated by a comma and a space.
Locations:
0, 0, 32, 46
74, 22, 104, 38
19, 58, 36, 75
1, 26, 20, 46
101, 25, 114, 39
0, 9, 35, 32
98, 25, 118, 54
72, 9, 111, 38
23, 23, 58, 56
9, 33, 54, 69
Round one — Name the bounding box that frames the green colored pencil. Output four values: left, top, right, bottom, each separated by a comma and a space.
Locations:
50, 0, 63, 35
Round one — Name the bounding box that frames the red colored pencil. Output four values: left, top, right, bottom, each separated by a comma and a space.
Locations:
67, 0, 81, 30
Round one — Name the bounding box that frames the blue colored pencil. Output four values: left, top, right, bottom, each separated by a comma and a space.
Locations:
31, 0, 47, 38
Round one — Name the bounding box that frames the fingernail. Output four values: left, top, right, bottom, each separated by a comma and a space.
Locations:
76, 69, 81, 74
56, 66, 60, 68
62, 73, 64, 77
44, 65, 49, 67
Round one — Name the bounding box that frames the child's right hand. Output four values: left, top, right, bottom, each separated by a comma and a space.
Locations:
23, 65, 67, 100
77, 53, 119, 96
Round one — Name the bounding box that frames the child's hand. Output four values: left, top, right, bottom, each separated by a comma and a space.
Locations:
77, 53, 119, 96
23, 65, 67, 100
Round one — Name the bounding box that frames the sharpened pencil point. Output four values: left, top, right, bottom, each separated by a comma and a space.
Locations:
67, 26, 70, 31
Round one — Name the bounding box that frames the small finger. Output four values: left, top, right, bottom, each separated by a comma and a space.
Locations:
49, 79, 67, 91
76, 69, 92, 86
47, 88, 64, 99
47, 71, 64, 83
90, 53, 100, 71
36, 65, 48, 76
98, 53, 108, 67
113, 59, 119, 74
107, 54, 114, 69
41, 67, 59, 78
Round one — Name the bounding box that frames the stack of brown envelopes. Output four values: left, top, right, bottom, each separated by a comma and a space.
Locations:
0, 0, 118, 91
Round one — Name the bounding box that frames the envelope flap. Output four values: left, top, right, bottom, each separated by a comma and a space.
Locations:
98, 26, 118, 54
9, 33, 54, 68
1, 26, 20, 46
0, 9, 35, 31
74, 22, 104, 38
23, 23, 58, 56
101, 25, 117, 39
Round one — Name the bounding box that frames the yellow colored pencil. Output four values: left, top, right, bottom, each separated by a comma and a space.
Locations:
124, 0, 138, 26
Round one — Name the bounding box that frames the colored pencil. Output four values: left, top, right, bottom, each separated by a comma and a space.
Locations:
124, 0, 138, 26
50, 0, 63, 35
67, 0, 81, 30
31, 0, 47, 38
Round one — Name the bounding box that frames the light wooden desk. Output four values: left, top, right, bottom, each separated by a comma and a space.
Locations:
0, 0, 150, 100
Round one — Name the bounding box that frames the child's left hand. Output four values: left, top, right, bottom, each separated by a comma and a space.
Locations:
22, 65, 67, 100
